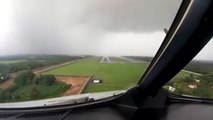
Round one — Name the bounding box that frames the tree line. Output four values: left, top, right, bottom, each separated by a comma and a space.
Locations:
0, 55, 82, 82
14, 71, 56, 86
0, 70, 70, 102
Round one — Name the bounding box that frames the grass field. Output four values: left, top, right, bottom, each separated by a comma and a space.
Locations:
1, 55, 210, 102
44, 57, 149, 92
0, 60, 26, 64
43, 57, 199, 94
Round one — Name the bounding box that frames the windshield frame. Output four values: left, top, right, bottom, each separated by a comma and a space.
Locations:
137, 0, 213, 97
0, 0, 212, 110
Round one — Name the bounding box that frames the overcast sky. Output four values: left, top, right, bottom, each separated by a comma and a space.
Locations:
0, 0, 212, 60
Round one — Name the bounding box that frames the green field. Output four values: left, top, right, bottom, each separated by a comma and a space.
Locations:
44, 57, 149, 92
43, 57, 199, 95
1, 56, 207, 100
0, 60, 26, 64
1, 55, 210, 101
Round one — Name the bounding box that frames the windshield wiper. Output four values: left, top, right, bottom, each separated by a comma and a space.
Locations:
0, 90, 125, 109
48, 90, 126, 106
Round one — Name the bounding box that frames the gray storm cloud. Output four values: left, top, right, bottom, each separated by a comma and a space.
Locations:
81, 0, 181, 32
0, 0, 212, 60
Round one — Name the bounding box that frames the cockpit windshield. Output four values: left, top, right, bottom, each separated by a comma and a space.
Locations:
0, 0, 181, 107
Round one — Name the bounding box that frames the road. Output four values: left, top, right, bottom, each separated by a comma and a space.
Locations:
100, 56, 111, 63
33, 61, 75, 74
181, 70, 203, 76
0, 60, 77, 90
120, 57, 203, 76
9, 60, 76, 78
119, 57, 149, 63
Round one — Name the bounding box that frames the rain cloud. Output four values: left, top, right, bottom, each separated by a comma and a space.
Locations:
0, 0, 212, 60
